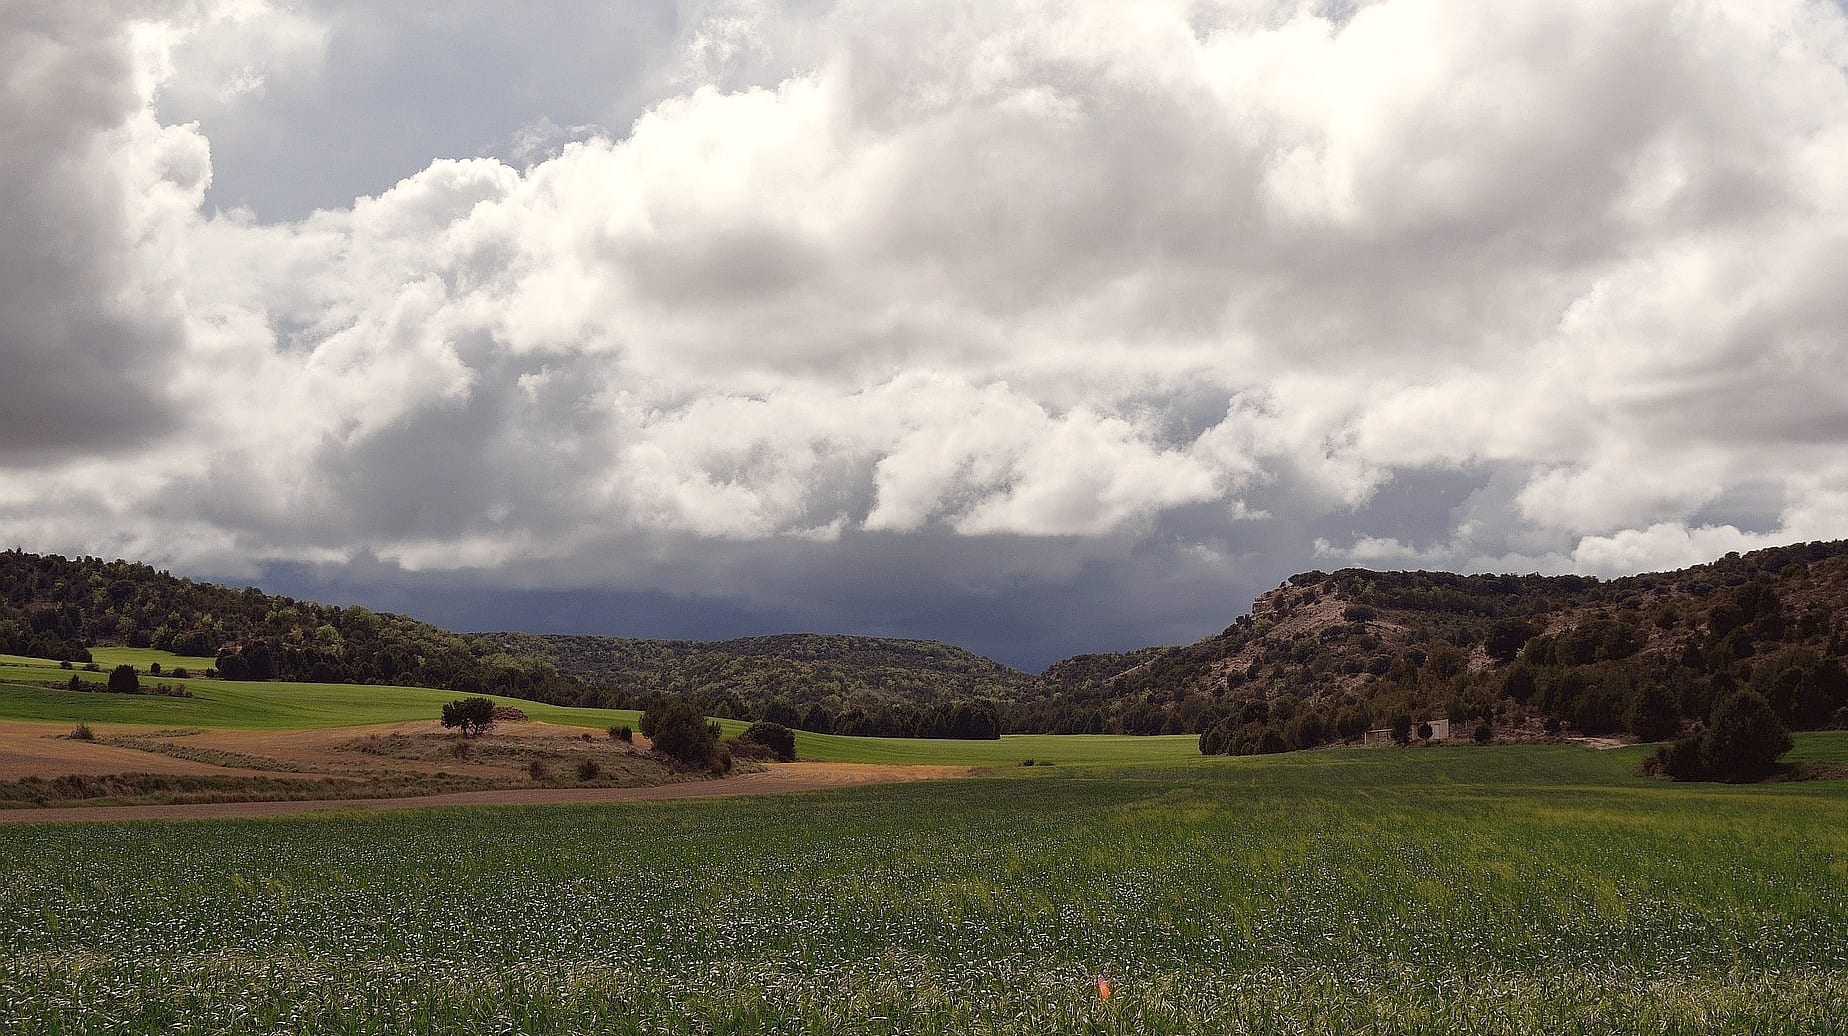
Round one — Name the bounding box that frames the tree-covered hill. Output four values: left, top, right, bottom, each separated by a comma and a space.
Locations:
1031, 540, 1848, 751
471, 631, 1042, 738
0, 550, 593, 703
0, 550, 1035, 737
9, 541, 1848, 747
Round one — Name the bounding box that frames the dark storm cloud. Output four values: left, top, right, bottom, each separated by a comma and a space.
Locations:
0, 2, 192, 460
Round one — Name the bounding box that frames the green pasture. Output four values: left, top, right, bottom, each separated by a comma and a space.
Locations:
0, 647, 218, 673
0, 651, 1200, 766
794, 729, 1203, 765
0, 667, 644, 732
0, 743, 1843, 1034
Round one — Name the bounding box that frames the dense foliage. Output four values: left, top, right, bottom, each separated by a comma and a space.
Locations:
1649, 689, 1795, 782
481, 631, 1027, 737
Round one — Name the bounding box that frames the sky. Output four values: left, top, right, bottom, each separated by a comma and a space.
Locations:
4, 0, 1848, 670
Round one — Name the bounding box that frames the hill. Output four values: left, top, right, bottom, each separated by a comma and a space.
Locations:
0, 550, 595, 703
1031, 540, 1848, 750
0, 550, 1039, 737
472, 631, 1042, 738
10, 541, 1848, 747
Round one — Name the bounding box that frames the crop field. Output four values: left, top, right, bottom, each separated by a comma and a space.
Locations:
1, 739, 1844, 1035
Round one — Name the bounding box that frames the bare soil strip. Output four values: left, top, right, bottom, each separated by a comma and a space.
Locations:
0, 763, 972, 825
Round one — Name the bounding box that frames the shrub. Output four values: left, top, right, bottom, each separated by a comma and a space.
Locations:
1650, 690, 1794, 782
70, 723, 94, 741
1472, 721, 1492, 744
1416, 721, 1433, 742
1627, 683, 1681, 742
738, 721, 796, 762
575, 759, 601, 781
609, 725, 633, 742
148, 662, 161, 676
527, 760, 552, 781
1649, 736, 1711, 781
106, 665, 139, 694
1484, 619, 1538, 663
1229, 723, 1288, 756
170, 667, 190, 679
58, 660, 72, 670
1702, 690, 1792, 782
440, 697, 497, 737
641, 697, 723, 769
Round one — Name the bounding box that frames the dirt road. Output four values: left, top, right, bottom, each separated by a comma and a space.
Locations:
0, 762, 971, 825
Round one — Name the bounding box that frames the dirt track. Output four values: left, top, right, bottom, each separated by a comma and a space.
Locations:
0, 762, 972, 825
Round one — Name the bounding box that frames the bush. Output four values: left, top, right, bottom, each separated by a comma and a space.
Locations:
70, 723, 94, 741
440, 697, 497, 737
737, 721, 796, 762
106, 665, 139, 694
641, 697, 723, 769
1702, 690, 1792, 782
1651, 690, 1793, 782
527, 759, 552, 781
170, 667, 190, 679
575, 759, 601, 781
608, 725, 633, 742
1649, 735, 1711, 781
1229, 723, 1288, 756
1472, 721, 1492, 744
1627, 683, 1681, 742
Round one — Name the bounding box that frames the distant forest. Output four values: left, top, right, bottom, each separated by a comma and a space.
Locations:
5, 542, 1848, 745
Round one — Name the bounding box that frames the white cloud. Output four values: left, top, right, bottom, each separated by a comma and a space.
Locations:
3, 0, 1848, 614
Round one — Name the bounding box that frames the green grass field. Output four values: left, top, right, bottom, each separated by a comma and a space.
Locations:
0, 743, 1843, 1034
0, 652, 1202, 766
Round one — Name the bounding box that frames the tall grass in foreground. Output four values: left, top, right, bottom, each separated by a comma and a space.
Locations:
1, 745, 1845, 1034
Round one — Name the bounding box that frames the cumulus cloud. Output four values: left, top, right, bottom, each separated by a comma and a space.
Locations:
3, 0, 1848, 659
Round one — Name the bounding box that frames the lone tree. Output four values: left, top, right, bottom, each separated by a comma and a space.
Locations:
441, 697, 497, 737
107, 664, 139, 694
